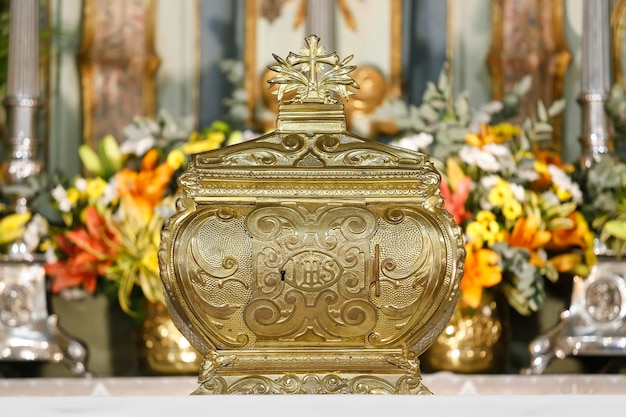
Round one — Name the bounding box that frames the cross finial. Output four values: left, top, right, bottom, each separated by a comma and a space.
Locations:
267, 35, 359, 104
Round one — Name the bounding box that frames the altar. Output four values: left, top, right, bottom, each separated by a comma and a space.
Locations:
1, 374, 626, 417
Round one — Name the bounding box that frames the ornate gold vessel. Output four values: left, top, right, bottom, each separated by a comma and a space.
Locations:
159, 35, 465, 394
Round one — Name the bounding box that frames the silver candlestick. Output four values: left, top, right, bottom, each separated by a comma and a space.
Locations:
0, 0, 87, 376
526, 0, 626, 374
579, 0, 614, 168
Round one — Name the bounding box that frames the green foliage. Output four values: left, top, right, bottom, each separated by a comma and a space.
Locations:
606, 84, 626, 138
376, 66, 530, 162
578, 156, 626, 255
492, 242, 546, 316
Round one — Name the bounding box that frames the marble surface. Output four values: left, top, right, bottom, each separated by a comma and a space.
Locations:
2, 372, 626, 396
1, 373, 626, 417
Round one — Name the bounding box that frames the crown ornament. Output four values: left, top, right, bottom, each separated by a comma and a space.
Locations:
159, 35, 464, 395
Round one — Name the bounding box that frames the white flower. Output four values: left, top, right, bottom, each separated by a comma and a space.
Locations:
98, 178, 119, 207
459, 145, 501, 172
482, 143, 510, 157
74, 177, 88, 192
155, 202, 175, 219
518, 167, 540, 182
242, 129, 259, 142
45, 246, 58, 264
470, 101, 503, 131
479, 197, 494, 211
480, 175, 500, 189
22, 214, 48, 252
542, 191, 560, 206
510, 183, 526, 202
119, 136, 155, 157
569, 184, 583, 204
51, 185, 72, 213
394, 132, 434, 152
548, 164, 583, 203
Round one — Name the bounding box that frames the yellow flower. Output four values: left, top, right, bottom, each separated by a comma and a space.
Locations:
105, 198, 170, 314
166, 149, 186, 170
226, 131, 243, 146
466, 211, 502, 247
491, 122, 521, 139
488, 178, 513, 208
464, 124, 509, 147
534, 161, 549, 175
86, 177, 108, 200
0, 212, 32, 245
476, 211, 496, 223
555, 186, 572, 202
182, 132, 226, 155
502, 200, 523, 221
66, 188, 81, 206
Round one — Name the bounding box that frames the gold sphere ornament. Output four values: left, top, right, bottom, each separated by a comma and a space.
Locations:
159, 35, 465, 395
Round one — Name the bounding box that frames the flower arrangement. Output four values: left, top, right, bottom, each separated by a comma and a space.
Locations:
41, 112, 245, 314
384, 68, 595, 315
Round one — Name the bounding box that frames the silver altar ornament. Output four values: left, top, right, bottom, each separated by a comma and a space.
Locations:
0, 0, 87, 376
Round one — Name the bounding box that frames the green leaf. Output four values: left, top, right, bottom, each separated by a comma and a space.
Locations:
602, 219, 626, 241
79, 145, 104, 177
537, 100, 548, 122
512, 75, 532, 96
548, 99, 565, 117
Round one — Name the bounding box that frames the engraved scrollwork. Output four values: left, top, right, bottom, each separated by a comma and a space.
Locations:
318, 207, 377, 245
281, 133, 306, 151
378, 207, 437, 287
172, 205, 254, 348
198, 350, 237, 384
246, 204, 378, 343
316, 134, 341, 152
243, 295, 301, 337
342, 149, 399, 166
193, 134, 309, 168
385, 349, 419, 375
194, 373, 431, 394
221, 150, 279, 166
315, 290, 377, 338
247, 207, 304, 244
367, 204, 459, 349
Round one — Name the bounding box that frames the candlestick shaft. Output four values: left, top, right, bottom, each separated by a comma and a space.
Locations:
579, 0, 613, 167
306, 0, 336, 51
2, 0, 42, 214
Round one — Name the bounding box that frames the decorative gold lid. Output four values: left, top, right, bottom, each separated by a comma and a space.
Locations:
159, 35, 464, 394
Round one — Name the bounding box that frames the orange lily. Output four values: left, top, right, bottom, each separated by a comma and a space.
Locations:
45, 206, 120, 294
533, 148, 574, 174
548, 211, 591, 250
531, 149, 575, 192
461, 244, 502, 308
506, 215, 552, 267
115, 149, 174, 220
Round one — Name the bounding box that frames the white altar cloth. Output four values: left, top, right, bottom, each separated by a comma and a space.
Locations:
1, 373, 626, 417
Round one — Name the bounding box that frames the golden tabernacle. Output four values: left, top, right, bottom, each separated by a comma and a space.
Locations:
158, 35, 465, 394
